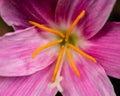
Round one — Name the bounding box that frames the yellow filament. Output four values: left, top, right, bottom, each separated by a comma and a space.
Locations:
67, 43, 96, 63
66, 48, 80, 77
32, 39, 63, 59
29, 21, 65, 38
65, 10, 85, 41
51, 46, 65, 82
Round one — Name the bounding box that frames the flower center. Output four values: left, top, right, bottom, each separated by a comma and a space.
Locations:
29, 10, 96, 92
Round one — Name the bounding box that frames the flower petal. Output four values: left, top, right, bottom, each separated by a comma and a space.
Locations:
0, 0, 58, 29
87, 22, 120, 79
0, 65, 57, 96
61, 55, 116, 96
55, 0, 76, 23
0, 27, 58, 76
55, 0, 116, 38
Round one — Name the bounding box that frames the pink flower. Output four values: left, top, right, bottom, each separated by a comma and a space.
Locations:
0, 0, 119, 96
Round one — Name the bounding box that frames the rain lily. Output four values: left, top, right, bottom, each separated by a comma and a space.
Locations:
0, 0, 120, 96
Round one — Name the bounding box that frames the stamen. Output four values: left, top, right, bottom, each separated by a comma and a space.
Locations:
65, 10, 85, 41
67, 43, 96, 63
66, 48, 80, 77
51, 46, 65, 82
29, 21, 65, 38
32, 39, 63, 59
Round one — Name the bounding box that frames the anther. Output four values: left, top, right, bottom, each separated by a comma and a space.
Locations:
66, 48, 80, 77
65, 10, 85, 41
32, 39, 63, 59
51, 45, 65, 82
29, 21, 65, 38
67, 43, 96, 63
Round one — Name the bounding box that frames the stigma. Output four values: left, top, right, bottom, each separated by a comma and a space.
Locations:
29, 10, 96, 92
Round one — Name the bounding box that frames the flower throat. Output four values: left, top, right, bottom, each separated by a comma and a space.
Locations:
29, 10, 96, 84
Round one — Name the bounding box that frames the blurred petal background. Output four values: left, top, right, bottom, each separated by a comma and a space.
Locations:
0, 0, 120, 96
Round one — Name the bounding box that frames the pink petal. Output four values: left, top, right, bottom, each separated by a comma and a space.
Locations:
0, 27, 58, 76
0, 65, 57, 96
55, 0, 116, 38
0, 0, 58, 29
87, 22, 120, 79
55, 0, 76, 23
61, 55, 116, 96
